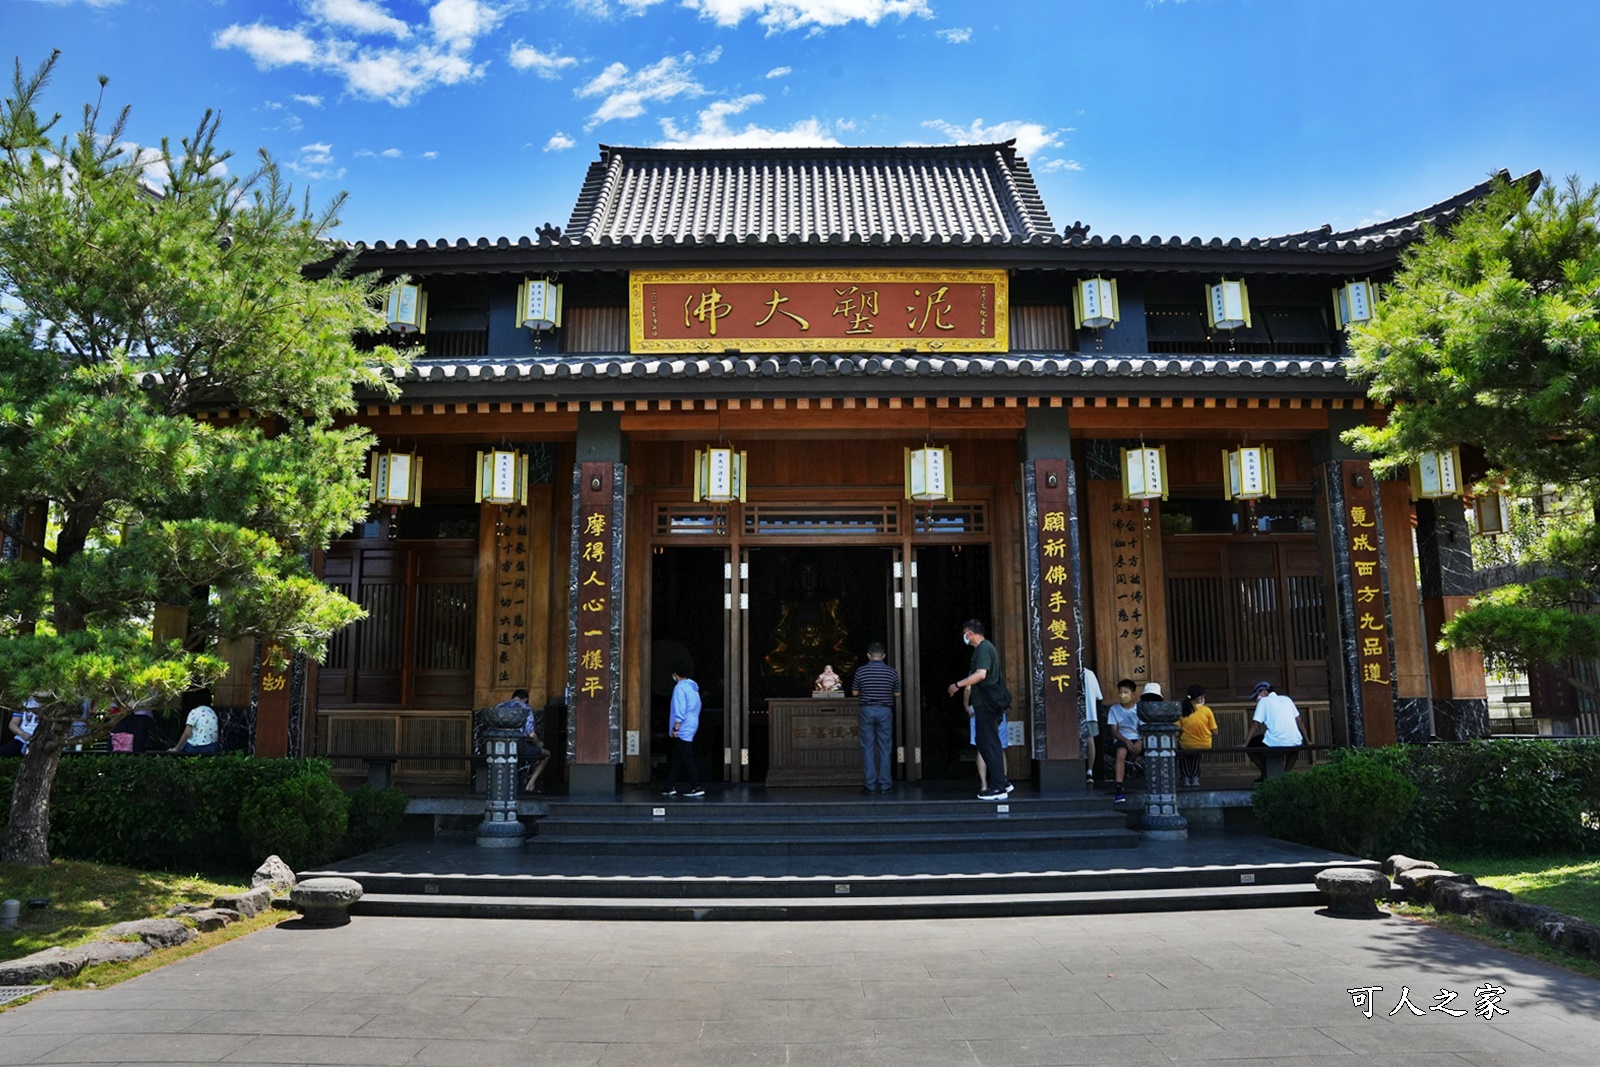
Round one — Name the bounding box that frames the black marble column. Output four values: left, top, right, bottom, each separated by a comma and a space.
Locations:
476, 700, 528, 848
1416, 498, 1490, 740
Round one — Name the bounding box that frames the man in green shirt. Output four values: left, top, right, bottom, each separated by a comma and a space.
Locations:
947, 619, 1012, 800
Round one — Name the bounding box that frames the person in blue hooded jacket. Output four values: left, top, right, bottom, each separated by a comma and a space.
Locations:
664, 663, 704, 797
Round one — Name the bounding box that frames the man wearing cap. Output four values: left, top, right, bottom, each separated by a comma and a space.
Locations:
1247, 681, 1303, 779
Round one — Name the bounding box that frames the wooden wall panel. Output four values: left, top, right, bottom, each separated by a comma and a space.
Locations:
1086, 481, 1169, 691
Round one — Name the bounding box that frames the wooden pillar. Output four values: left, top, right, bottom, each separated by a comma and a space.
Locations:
1020, 408, 1086, 793
567, 413, 626, 796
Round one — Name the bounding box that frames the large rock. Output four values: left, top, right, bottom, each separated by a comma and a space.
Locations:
1482, 898, 1561, 932
213, 886, 272, 919
0, 940, 151, 984
1384, 855, 1438, 877
252, 855, 297, 895
1315, 867, 1391, 918
185, 908, 240, 933
1395, 868, 1475, 901
289, 877, 363, 927
166, 903, 209, 917
106, 918, 194, 950
1433, 882, 1513, 915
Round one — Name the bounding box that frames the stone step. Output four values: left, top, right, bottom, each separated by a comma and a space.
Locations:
349, 882, 1328, 921
526, 827, 1140, 856
534, 811, 1132, 839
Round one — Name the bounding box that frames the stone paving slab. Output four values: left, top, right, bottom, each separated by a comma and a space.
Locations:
2, 906, 1597, 1066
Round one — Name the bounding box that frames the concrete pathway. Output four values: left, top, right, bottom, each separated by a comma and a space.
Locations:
1, 907, 1597, 1066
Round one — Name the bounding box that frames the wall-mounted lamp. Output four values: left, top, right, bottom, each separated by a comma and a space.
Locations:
1222, 445, 1277, 500
1121, 445, 1168, 502
694, 446, 746, 504
905, 446, 954, 502
1206, 279, 1251, 331
1073, 277, 1120, 329
369, 448, 423, 507
384, 283, 426, 334
1410, 448, 1463, 500
476, 448, 529, 506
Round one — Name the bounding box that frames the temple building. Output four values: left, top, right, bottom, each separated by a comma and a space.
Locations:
212, 141, 1533, 794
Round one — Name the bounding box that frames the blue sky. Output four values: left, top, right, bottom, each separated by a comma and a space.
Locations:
9, 0, 1600, 245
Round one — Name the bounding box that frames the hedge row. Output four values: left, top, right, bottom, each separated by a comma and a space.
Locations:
1254, 739, 1600, 858
0, 755, 407, 872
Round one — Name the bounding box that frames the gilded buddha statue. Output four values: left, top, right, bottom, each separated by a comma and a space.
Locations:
761, 559, 857, 689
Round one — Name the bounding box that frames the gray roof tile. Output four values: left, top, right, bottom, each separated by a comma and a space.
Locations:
563, 141, 1055, 244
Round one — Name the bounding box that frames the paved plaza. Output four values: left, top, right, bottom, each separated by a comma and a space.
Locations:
1, 906, 1597, 1066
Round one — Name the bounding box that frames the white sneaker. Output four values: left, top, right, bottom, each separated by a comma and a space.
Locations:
683, 788, 706, 798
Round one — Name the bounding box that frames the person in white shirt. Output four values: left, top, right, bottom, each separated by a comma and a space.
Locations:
1081, 667, 1103, 787
1247, 681, 1303, 779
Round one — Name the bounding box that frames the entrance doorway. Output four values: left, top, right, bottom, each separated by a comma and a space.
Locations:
650, 547, 726, 783
745, 547, 893, 782
914, 544, 993, 780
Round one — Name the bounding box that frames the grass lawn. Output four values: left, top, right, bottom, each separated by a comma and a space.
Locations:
1391, 852, 1600, 981
1, 859, 287, 1001
1428, 853, 1600, 926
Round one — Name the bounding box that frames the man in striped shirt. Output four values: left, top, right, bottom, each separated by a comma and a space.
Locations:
851, 642, 901, 795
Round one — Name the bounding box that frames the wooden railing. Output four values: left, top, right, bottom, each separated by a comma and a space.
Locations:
317, 709, 473, 787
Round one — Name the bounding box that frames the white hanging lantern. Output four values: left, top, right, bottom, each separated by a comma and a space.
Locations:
1410, 447, 1463, 500
694, 447, 746, 504
904, 446, 954, 502
1121, 445, 1168, 502
475, 448, 528, 506
1222, 446, 1277, 500
1072, 277, 1120, 329
1474, 491, 1513, 536
1334, 279, 1376, 327
369, 449, 423, 507
1205, 278, 1251, 331
516, 279, 564, 331
384, 283, 427, 334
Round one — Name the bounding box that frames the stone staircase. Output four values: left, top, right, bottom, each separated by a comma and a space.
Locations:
301, 786, 1370, 921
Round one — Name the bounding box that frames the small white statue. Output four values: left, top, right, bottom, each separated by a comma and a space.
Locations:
813, 664, 843, 693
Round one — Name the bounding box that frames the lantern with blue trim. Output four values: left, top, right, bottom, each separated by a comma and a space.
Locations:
384, 283, 426, 334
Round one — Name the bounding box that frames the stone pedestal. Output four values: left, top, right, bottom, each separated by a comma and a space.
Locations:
476, 703, 528, 849
290, 877, 364, 927
1135, 700, 1187, 840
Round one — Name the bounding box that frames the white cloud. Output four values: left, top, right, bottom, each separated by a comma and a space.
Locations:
262, 100, 305, 132
545, 131, 577, 151
510, 42, 580, 79
1038, 157, 1083, 173
430, 0, 505, 47
286, 142, 345, 180
683, 0, 932, 33
920, 118, 1067, 160
571, 0, 669, 16
835, 117, 856, 132
936, 26, 972, 43
657, 94, 841, 149
355, 147, 407, 158
765, 65, 792, 78
292, 94, 325, 108
214, 23, 320, 68
42, 0, 122, 6
310, 0, 410, 38
214, 1, 510, 107
577, 51, 715, 129
421, 150, 439, 159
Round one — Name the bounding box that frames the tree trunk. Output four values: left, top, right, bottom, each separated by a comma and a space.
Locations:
2, 718, 62, 866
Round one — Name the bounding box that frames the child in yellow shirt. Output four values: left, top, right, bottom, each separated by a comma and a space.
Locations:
1177, 684, 1218, 787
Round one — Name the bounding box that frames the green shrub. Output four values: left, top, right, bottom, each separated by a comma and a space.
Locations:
1254, 750, 1417, 857
338, 784, 409, 857
0, 754, 339, 873
237, 774, 349, 871
1371, 739, 1600, 855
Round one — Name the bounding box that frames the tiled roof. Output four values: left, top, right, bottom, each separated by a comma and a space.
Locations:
1264, 169, 1540, 252
562, 141, 1056, 244
397, 353, 1348, 386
